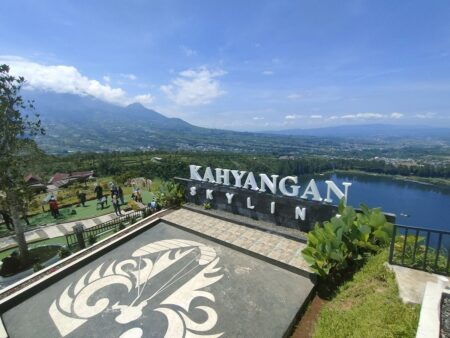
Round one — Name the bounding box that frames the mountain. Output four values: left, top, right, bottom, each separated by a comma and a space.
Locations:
28, 91, 203, 153
266, 124, 450, 140
24, 91, 449, 156
29, 92, 193, 129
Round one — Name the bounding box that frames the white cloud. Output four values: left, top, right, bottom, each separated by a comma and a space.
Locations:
328, 112, 404, 121
133, 94, 154, 107
415, 112, 436, 119
160, 67, 226, 106
340, 113, 384, 120
287, 93, 302, 100
262, 70, 274, 75
180, 45, 197, 57
285, 114, 304, 120
287, 91, 312, 100
390, 112, 403, 119
310, 114, 323, 119
252, 116, 264, 121
0, 56, 154, 107
102, 75, 111, 83
120, 73, 137, 80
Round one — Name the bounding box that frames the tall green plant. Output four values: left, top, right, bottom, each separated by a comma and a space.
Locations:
302, 200, 393, 277
153, 181, 185, 208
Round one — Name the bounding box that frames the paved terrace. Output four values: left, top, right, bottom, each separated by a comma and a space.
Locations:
163, 208, 311, 273
1, 209, 315, 338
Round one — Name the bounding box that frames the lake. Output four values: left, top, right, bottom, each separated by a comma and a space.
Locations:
300, 172, 450, 232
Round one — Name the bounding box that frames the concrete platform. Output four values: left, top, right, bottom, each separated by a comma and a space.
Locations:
2, 220, 314, 338
387, 263, 450, 304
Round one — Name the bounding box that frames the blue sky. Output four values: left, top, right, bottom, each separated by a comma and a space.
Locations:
1, 0, 450, 130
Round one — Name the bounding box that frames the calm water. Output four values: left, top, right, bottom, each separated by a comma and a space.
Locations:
299, 173, 450, 232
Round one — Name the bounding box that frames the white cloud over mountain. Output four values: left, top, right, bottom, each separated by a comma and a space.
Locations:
0, 56, 154, 107
415, 112, 436, 119
329, 112, 403, 121
161, 67, 226, 106
285, 114, 304, 120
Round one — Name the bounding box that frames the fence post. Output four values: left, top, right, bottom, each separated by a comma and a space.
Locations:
388, 224, 397, 264
73, 222, 86, 249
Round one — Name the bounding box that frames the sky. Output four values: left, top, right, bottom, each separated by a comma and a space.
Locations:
1, 0, 450, 130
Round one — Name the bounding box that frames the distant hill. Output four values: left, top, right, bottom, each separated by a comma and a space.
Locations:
27, 91, 203, 153
24, 91, 449, 156
267, 124, 450, 140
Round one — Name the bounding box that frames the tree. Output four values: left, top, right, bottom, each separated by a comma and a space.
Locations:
0, 64, 45, 263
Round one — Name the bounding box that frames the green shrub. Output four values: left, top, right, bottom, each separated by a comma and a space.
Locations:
392, 235, 448, 274
58, 246, 72, 259
203, 202, 211, 210
33, 262, 44, 272
154, 181, 185, 208
128, 200, 141, 211
302, 200, 393, 278
144, 208, 153, 217
88, 234, 97, 245
118, 222, 126, 230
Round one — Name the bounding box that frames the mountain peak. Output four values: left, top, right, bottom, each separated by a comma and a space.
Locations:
126, 102, 146, 110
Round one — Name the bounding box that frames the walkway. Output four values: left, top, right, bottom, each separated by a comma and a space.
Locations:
388, 263, 449, 304
0, 211, 129, 251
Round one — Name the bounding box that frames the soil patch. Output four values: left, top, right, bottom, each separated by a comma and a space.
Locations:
291, 294, 327, 338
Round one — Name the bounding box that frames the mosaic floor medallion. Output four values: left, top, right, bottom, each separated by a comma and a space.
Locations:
49, 239, 224, 338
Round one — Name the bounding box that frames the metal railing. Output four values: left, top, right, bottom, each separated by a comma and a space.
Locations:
388, 224, 450, 276
65, 208, 152, 249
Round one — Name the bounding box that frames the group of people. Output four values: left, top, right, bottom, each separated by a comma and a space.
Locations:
0, 181, 152, 232
94, 183, 125, 216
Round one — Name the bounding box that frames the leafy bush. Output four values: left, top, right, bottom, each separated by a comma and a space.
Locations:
128, 200, 141, 211
33, 262, 44, 272
153, 181, 185, 208
142, 208, 152, 217
392, 235, 448, 274
58, 246, 72, 259
118, 222, 126, 230
88, 234, 97, 245
203, 202, 211, 210
302, 200, 393, 278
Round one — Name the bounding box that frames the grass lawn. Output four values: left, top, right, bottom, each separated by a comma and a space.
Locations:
0, 176, 161, 236
20, 191, 154, 228
312, 250, 420, 338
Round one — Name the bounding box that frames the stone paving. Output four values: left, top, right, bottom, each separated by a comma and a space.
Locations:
0, 212, 126, 251
163, 208, 311, 273
183, 203, 308, 242
2, 220, 315, 338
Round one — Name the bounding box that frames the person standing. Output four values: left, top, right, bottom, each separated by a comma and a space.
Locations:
112, 195, 122, 216
94, 184, 103, 200
78, 190, 87, 207
111, 185, 119, 199
118, 186, 124, 205
49, 197, 60, 218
